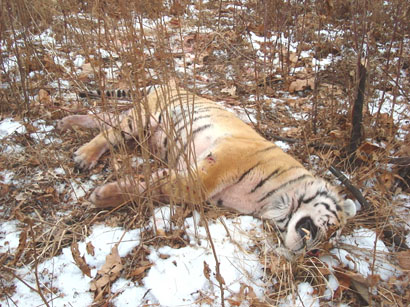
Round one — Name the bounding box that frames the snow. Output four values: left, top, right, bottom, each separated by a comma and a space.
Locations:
331, 228, 400, 281
0, 220, 21, 253
0, 212, 266, 307
144, 210, 266, 305
0, 170, 15, 185
1, 225, 140, 307
69, 180, 95, 201
5, 208, 390, 306
0, 118, 26, 139
279, 282, 319, 307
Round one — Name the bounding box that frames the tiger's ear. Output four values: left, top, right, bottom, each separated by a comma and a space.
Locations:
342, 199, 356, 218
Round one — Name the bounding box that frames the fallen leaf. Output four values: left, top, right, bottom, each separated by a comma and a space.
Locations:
203, 261, 211, 280
12, 228, 27, 266
226, 299, 241, 306
329, 130, 344, 139
351, 279, 369, 304
358, 141, 381, 154
86, 241, 95, 256
78, 63, 94, 81
396, 250, 410, 270
38, 89, 51, 105
90, 244, 123, 300
168, 17, 181, 28
366, 274, 381, 287
0, 183, 9, 197
289, 78, 315, 93
221, 86, 237, 97
289, 52, 299, 64
129, 264, 152, 277
71, 241, 91, 277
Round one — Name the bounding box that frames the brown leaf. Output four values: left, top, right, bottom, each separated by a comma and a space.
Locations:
221, 86, 237, 97
86, 241, 95, 256
216, 272, 225, 285
78, 63, 94, 81
203, 261, 211, 280
329, 130, 344, 139
129, 264, 152, 277
226, 299, 241, 306
0, 183, 9, 197
289, 78, 315, 93
351, 279, 370, 304
71, 241, 91, 277
358, 141, 381, 154
168, 17, 181, 28
12, 228, 27, 266
43, 55, 65, 73
38, 89, 51, 105
289, 52, 299, 64
366, 274, 381, 287
396, 250, 410, 270
90, 245, 123, 299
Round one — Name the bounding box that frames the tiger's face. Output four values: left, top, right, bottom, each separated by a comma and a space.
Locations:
258, 180, 356, 254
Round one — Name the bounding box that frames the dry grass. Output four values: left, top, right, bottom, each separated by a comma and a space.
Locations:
1, 0, 409, 306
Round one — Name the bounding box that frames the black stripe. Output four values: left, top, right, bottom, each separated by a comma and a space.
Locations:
257, 174, 311, 203
174, 114, 212, 135
127, 118, 133, 132
251, 166, 303, 193
174, 124, 212, 164
237, 163, 260, 183
301, 190, 328, 206
283, 212, 292, 229
120, 130, 127, 139
251, 169, 281, 193
193, 114, 211, 122
192, 124, 211, 135
194, 106, 225, 112
255, 145, 278, 155
314, 202, 340, 222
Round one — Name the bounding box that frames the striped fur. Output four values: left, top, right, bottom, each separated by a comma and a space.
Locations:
58, 81, 356, 256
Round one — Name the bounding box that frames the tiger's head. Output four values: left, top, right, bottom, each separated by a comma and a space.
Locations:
257, 179, 356, 256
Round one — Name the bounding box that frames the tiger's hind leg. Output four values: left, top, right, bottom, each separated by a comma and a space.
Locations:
89, 170, 167, 208
57, 113, 125, 131
88, 150, 232, 208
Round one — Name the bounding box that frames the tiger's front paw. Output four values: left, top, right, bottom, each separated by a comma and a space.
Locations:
74, 142, 105, 170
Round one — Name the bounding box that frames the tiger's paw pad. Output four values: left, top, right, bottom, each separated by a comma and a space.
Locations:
74, 145, 99, 170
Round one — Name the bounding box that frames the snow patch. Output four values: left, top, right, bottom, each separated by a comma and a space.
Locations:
331, 228, 400, 281
0, 220, 21, 253
1, 225, 140, 307
279, 282, 319, 307
0, 118, 26, 139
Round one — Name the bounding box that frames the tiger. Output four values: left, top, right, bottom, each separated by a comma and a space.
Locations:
58, 80, 356, 257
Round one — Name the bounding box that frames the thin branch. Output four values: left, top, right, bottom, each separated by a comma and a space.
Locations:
329, 165, 371, 210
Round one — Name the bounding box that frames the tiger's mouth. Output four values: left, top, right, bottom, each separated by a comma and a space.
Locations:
281, 215, 330, 254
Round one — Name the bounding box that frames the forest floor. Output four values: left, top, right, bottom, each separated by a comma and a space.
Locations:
0, 1, 409, 306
